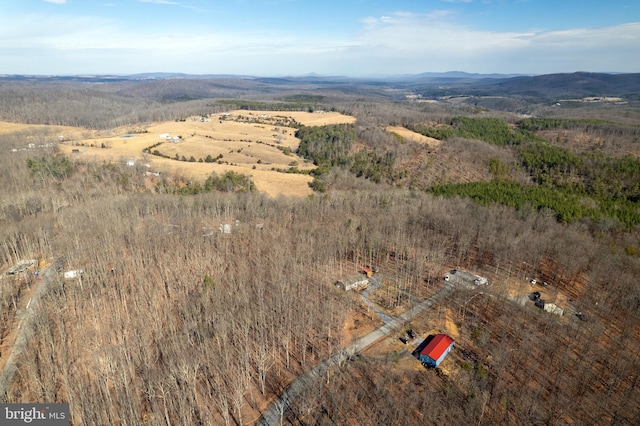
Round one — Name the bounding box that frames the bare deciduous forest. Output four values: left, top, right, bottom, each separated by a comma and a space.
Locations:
0, 73, 639, 425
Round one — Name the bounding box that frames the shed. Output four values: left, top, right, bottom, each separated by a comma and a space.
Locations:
419, 334, 454, 367
544, 303, 565, 316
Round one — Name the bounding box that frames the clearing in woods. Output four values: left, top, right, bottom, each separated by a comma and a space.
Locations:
386, 126, 441, 147
49, 110, 356, 197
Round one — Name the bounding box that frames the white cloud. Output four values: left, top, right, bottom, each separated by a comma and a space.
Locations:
44, 0, 67, 4
1, 9, 638, 76
344, 12, 640, 74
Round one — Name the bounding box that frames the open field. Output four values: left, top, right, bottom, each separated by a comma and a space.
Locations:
52, 110, 355, 197
0, 121, 90, 140
386, 126, 441, 147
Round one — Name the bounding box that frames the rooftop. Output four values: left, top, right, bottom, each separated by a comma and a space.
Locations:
420, 334, 454, 361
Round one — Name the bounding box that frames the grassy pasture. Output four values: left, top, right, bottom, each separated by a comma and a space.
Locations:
53, 110, 355, 197
0, 121, 89, 139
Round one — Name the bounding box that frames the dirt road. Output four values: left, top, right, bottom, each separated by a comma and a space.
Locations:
258, 280, 455, 425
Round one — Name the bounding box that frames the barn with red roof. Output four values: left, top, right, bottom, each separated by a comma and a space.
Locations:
419, 334, 454, 367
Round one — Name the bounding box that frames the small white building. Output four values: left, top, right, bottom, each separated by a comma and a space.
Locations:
63, 269, 84, 279
544, 303, 565, 316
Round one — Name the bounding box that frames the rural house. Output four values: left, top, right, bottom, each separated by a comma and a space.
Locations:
419, 334, 455, 367
336, 275, 369, 291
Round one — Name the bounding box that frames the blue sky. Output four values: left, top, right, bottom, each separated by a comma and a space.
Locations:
1, 0, 638, 76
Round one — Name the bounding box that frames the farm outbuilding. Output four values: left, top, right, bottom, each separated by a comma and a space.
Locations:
419, 334, 455, 367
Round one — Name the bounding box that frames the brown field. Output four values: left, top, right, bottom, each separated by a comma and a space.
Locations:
53, 110, 355, 197
386, 126, 441, 147
0, 121, 87, 138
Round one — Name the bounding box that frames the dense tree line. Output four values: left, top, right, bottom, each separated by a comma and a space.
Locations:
26, 154, 75, 183
213, 98, 335, 114
295, 124, 356, 167
296, 124, 406, 190
398, 115, 640, 228
407, 117, 539, 146
519, 143, 640, 200
519, 117, 640, 138
429, 172, 640, 227
155, 171, 256, 195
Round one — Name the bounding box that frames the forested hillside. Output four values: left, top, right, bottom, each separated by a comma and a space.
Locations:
0, 75, 639, 425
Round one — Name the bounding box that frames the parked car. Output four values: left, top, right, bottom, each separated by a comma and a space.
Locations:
399, 337, 408, 344
407, 329, 417, 339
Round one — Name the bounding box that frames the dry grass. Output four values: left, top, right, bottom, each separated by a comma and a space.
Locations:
386, 126, 441, 147
52, 110, 355, 197
0, 121, 38, 134
445, 307, 460, 340
0, 121, 87, 138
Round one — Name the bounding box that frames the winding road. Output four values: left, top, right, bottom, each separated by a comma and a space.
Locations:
258, 278, 456, 425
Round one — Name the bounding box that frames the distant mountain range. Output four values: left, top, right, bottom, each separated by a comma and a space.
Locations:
1, 71, 639, 101
489, 72, 640, 97
400, 71, 640, 100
